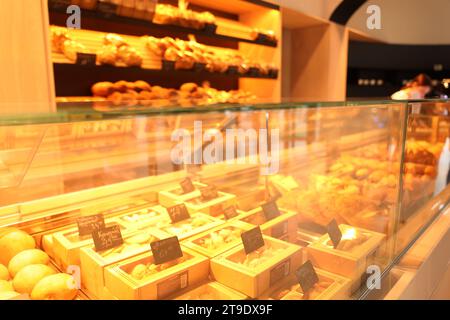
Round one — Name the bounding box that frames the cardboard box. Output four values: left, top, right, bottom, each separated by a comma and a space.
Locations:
306, 224, 386, 292
182, 221, 253, 259
211, 236, 303, 298
172, 281, 248, 300
52, 218, 129, 270
159, 212, 225, 241
259, 268, 351, 300
114, 205, 169, 230
79, 227, 168, 299
158, 182, 206, 207
104, 247, 209, 300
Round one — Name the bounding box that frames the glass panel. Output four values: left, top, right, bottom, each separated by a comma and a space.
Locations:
1, 100, 449, 300
394, 100, 450, 256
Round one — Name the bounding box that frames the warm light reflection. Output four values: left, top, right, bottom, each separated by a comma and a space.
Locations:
341, 228, 357, 241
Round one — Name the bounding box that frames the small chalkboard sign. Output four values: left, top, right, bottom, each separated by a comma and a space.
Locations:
200, 185, 219, 202
77, 214, 105, 237
241, 227, 265, 255
92, 224, 123, 252
223, 206, 239, 220
167, 204, 190, 224
151, 236, 183, 265
75, 53, 97, 66
269, 187, 282, 201
295, 260, 319, 294
261, 201, 281, 221
326, 219, 342, 249
180, 178, 195, 194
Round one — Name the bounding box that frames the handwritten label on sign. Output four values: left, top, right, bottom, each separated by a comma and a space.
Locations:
200, 185, 219, 202
151, 236, 183, 265
75, 53, 97, 66
92, 224, 123, 252
180, 178, 195, 194
262, 201, 281, 221
167, 204, 190, 224
241, 226, 265, 255
326, 219, 342, 249
77, 214, 105, 237
295, 260, 319, 294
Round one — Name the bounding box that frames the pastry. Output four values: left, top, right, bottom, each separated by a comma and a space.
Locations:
12, 264, 56, 295
0, 230, 35, 265
8, 249, 49, 278
91, 82, 114, 97
0, 280, 13, 293
31, 273, 78, 300
0, 291, 20, 300
129, 257, 187, 281
0, 264, 9, 281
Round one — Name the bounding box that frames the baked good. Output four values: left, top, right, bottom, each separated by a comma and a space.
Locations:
8, 249, 49, 278
0, 291, 20, 300
0, 230, 35, 265
31, 273, 78, 300
12, 264, 56, 294
91, 82, 114, 97
0, 280, 13, 292
129, 257, 187, 281
97, 44, 118, 65
0, 264, 9, 281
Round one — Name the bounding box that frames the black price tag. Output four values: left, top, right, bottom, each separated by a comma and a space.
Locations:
77, 214, 105, 237
167, 204, 190, 224
180, 178, 195, 194
295, 260, 319, 294
261, 201, 281, 220
200, 185, 218, 202
151, 236, 183, 265
241, 226, 265, 255
92, 224, 123, 252
269, 187, 282, 201
75, 53, 97, 66
223, 206, 239, 220
326, 219, 342, 249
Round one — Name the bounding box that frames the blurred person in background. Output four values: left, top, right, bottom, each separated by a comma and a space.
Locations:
391, 73, 448, 100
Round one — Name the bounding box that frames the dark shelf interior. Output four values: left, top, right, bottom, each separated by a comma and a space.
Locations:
53, 63, 277, 96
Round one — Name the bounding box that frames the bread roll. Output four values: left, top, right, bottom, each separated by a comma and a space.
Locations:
0, 291, 20, 300
0, 280, 13, 293
0, 230, 35, 265
31, 274, 78, 300
0, 264, 9, 281
0, 227, 19, 239
92, 82, 114, 97
8, 249, 49, 278
13, 264, 55, 294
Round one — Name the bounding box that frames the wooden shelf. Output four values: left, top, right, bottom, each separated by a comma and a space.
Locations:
48, 3, 278, 48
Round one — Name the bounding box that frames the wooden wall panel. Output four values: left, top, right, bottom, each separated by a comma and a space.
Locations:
289, 23, 348, 101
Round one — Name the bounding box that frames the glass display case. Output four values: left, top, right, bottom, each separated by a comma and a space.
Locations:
0, 99, 449, 300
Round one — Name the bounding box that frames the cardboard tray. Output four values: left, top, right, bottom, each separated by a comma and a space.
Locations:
104, 247, 209, 300
210, 236, 303, 298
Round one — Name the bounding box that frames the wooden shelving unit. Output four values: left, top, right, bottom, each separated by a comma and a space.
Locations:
48, 4, 278, 47
47, 0, 282, 103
